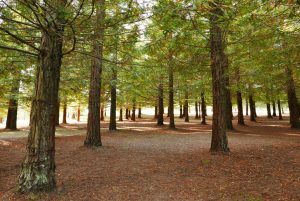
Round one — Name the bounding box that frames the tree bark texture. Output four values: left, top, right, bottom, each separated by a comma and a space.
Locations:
209, 1, 229, 153
85, 0, 105, 146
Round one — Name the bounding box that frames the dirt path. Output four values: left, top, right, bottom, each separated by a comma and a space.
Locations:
0, 116, 300, 201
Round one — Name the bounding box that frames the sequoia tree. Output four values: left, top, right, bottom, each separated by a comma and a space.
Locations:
209, 1, 229, 153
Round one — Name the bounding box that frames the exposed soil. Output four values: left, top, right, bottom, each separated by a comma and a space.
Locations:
0, 116, 300, 201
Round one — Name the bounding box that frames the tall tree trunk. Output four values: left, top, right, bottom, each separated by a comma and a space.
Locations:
131, 102, 136, 121
201, 92, 207, 125
236, 91, 245, 125
272, 101, 277, 117
277, 100, 283, 120
168, 60, 175, 129
85, 0, 105, 146
246, 99, 249, 116
157, 82, 164, 126
18, 3, 66, 191
285, 67, 300, 128
195, 102, 199, 119
179, 103, 183, 118
184, 91, 189, 122
62, 103, 67, 124
235, 68, 244, 125
77, 105, 80, 122
109, 68, 117, 131
128, 109, 131, 119
267, 103, 272, 118
249, 95, 256, 122
119, 108, 123, 121
6, 80, 20, 130
209, 1, 229, 152
138, 107, 142, 118
125, 108, 129, 119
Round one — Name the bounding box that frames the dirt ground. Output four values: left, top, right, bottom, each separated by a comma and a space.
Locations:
0, 115, 300, 201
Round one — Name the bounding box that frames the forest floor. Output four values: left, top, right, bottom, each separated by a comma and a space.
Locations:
0, 115, 300, 201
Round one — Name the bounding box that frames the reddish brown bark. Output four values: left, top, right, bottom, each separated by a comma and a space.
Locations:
209, 1, 229, 153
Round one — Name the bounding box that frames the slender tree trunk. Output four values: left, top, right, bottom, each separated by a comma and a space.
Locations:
277, 100, 283, 120
6, 80, 20, 130
85, 0, 105, 146
266, 103, 272, 118
249, 95, 256, 122
201, 92, 207, 125
179, 103, 183, 118
285, 67, 300, 128
138, 107, 142, 118
195, 102, 199, 119
235, 68, 244, 125
18, 3, 67, 191
272, 101, 277, 117
184, 91, 189, 122
246, 99, 249, 116
100, 105, 105, 121
109, 68, 117, 131
131, 102, 136, 121
119, 108, 123, 121
237, 91, 245, 125
254, 101, 257, 117
128, 109, 131, 119
125, 108, 129, 119
0, 117, 2, 124
209, 1, 229, 152
157, 82, 164, 126
77, 105, 80, 122
168, 60, 175, 129
63, 103, 67, 124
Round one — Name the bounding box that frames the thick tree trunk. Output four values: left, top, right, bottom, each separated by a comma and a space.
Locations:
109, 68, 117, 131
119, 108, 123, 121
277, 100, 283, 120
85, 0, 105, 146
201, 92, 207, 125
157, 82, 164, 126
285, 67, 300, 128
249, 95, 256, 122
18, 4, 66, 191
77, 105, 80, 122
195, 102, 199, 119
138, 107, 142, 118
184, 91, 189, 122
62, 103, 67, 124
272, 101, 277, 117
128, 109, 131, 119
267, 103, 272, 118
237, 91, 245, 125
131, 102, 136, 121
6, 80, 20, 130
209, 1, 229, 152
